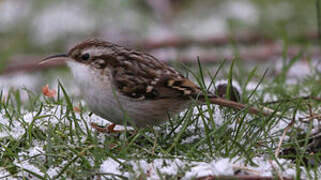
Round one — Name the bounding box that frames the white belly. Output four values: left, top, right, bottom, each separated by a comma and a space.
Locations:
67, 61, 190, 127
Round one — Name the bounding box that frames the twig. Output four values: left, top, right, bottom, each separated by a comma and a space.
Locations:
268, 160, 284, 180
232, 165, 260, 175
298, 103, 321, 123
0, 174, 12, 179
298, 114, 321, 123
2, 44, 321, 75
138, 33, 269, 50
275, 118, 295, 158
168, 45, 321, 63
137, 32, 318, 50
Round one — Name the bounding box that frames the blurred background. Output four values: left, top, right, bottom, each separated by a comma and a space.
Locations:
0, 0, 320, 98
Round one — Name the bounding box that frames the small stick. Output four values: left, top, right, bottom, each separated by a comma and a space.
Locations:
232, 165, 261, 175
269, 160, 284, 180
275, 118, 295, 158
2, 44, 321, 75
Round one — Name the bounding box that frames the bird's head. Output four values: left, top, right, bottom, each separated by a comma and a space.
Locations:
41, 40, 119, 69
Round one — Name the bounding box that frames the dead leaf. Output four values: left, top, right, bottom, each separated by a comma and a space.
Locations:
42, 84, 56, 98
73, 106, 81, 112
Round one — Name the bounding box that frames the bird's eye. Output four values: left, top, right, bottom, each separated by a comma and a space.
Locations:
81, 53, 90, 61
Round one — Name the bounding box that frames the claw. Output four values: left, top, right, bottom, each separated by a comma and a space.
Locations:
90, 123, 122, 133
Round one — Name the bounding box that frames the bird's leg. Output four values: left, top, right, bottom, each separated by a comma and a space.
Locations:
107, 123, 117, 132
90, 122, 122, 133
90, 122, 138, 135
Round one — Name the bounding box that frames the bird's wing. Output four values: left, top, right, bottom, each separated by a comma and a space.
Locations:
109, 50, 203, 100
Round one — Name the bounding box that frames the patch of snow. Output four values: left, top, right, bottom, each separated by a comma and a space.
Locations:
246, 81, 262, 91
184, 157, 296, 179
250, 157, 295, 177
181, 135, 200, 144
131, 159, 186, 179
262, 93, 278, 102
0, 168, 11, 179
46, 167, 60, 179
14, 161, 44, 179
100, 158, 126, 177
0, 110, 25, 139
99, 157, 298, 179
184, 158, 234, 179
192, 105, 226, 127
171, 104, 224, 134
17, 146, 45, 163
28, 146, 44, 157
100, 158, 187, 179
23, 112, 36, 124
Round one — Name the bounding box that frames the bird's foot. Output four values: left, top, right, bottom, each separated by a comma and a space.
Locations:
90, 123, 137, 135
90, 123, 122, 133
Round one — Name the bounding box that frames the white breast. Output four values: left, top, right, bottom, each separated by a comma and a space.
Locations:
67, 61, 124, 124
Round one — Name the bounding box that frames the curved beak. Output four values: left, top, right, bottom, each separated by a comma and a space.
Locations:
40, 54, 69, 64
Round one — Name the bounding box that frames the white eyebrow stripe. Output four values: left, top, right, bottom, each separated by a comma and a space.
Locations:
82, 47, 114, 56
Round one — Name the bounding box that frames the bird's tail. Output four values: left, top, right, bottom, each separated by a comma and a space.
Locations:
205, 96, 271, 116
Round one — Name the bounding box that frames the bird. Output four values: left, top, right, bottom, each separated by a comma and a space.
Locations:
41, 39, 266, 133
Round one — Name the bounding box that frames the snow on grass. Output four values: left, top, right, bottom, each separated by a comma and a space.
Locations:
1, 94, 319, 179
0, 168, 11, 179
14, 161, 44, 179
99, 157, 297, 179
46, 167, 60, 179
184, 158, 235, 178
100, 158, 187, 179
100, 158, 126, 177
0, 110, 25, 139
1, 95, 316, 178
1, 64, 320, 179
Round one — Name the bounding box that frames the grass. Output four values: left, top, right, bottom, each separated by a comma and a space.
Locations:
0, 55, 320, 179
0, 0, 320, 179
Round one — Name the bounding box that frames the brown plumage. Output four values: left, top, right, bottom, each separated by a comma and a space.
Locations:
42, 39, 268, 130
